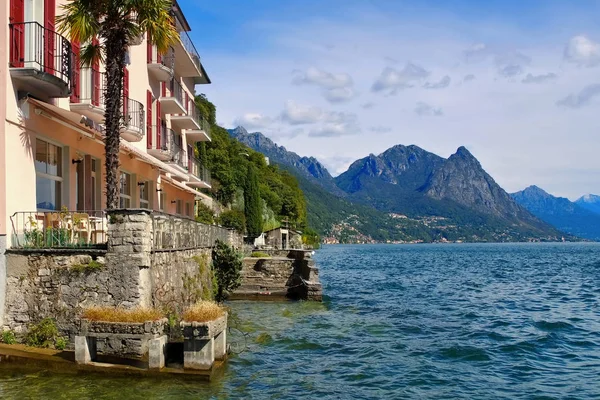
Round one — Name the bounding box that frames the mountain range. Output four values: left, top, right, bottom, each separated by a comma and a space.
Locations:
511, 186, 600, 241
228, 126, 574, 243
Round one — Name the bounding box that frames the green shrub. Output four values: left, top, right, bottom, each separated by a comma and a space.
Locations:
218, 209, 246, 233
212, 239, 243, 302
250, 251, 270, 258
26, 318, 59, 348
70, 259, 105, 273
195, 202, 215, 225
1, 330, 16, 345
55, 336, 68, 350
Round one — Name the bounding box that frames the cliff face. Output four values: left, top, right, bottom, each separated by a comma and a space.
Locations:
575, 194, 600, 215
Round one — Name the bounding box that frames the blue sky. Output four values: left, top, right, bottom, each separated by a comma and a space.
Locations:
180, 0, 600, 199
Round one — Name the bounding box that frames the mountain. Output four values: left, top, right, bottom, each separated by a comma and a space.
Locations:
335, 145, 558, 239
228, 126, 345, 197
512, 186, 600, 241
575, 194, 600, 215
229, 127, 566, 242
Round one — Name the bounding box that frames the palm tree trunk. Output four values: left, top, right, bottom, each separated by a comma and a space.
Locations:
103, 26, 127, 209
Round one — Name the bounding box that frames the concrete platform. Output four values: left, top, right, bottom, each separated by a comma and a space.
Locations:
0, 343, 226, 381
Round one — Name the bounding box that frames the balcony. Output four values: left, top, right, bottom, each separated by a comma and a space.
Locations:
186, 115, 211, 142
70, 68, 106, 122
121, 98, 145, 142
147, 44, 174, 81
9, 22, 72, 97
147, 125, 177, 161
166, 140, 188, 176
187, 156, 211, 189
159, 79, 186, 115
172, 30, 209, 84
170, 101, 204, 131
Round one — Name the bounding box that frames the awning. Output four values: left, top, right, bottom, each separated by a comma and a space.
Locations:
160, 174, 202, 198
27, 97, 189, 181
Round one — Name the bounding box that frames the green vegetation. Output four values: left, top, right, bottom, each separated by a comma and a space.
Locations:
55, 336, 68, 351
244, 165, 262, 240
250, 251, 271, 258
26, 318, 61, 348
212, 239, 243, 302
70, 259, 104, 273
1, 330, 16, 345
195, 202, 215, 225
196, 95, 310, 237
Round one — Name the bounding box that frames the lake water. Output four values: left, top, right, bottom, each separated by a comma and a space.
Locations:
1, 243, 600, 399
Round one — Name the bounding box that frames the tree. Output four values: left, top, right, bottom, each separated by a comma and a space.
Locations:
244, 164, 262, 240
57, 0, 177, 209
212, 239, 242, 302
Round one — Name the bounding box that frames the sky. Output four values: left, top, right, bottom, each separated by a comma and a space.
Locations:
180, 0, 600, 200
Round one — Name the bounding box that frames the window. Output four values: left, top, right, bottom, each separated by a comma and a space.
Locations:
91, 159, 97, 210
176, 199, 182, 215
159, 192, 166, 211
185, 202, 191, 217
139, 180, 150, 209
119, 171, 131, 208
35, 138, 62, 210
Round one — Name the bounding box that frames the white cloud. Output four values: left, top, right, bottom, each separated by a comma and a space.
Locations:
370, 126, 392, 133
233, 113, 274, 129
522, 73, 557, 84
323, 86, 356, 103
292, 66, 353, 89
361, 102, 375, 109
463, 74, 476, 82
371, 63, 430, 94
280, 100, 323, 125
556, 84, 600, 108
464, 43, 489, 63
424, 75, 451, 89
414, 102, 443, 117
564, 35, 600, 67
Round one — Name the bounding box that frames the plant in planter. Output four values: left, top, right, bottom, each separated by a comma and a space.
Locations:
77, 307, 168, 368
180, 301, 228, 370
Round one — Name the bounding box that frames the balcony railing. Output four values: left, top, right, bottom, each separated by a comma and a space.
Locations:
188, 156, 211, 185
10, 210, 108, 249
179, 30, 202, 73
9, 21, 72, 90
147, 125, 176, 153
72, 67, 106, 106
122, 97, 145, 134
163, 78, 184, 105
152, 211, 231, 250
148, 44, 175, 68
170, 140, 188, 170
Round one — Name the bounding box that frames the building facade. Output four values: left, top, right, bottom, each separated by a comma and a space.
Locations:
1, 0, 212, 248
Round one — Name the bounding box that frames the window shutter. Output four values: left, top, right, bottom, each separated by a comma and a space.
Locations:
146, 90, 153, 148
156, 99, 162, 149
70, 40, 80, 103
9, 0, 25, 68
123, 67, 129, 117
44, 0, 56, 74
92, 38, 100, 106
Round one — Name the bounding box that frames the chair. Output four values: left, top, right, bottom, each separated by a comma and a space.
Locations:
65, 213, 91, 245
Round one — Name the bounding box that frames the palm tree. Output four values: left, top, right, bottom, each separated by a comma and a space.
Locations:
57, 0, 178, 209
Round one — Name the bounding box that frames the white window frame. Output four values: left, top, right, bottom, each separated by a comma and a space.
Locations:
139, 180, 150, 209
35, 138, 63, 211
119, 171, 132, 208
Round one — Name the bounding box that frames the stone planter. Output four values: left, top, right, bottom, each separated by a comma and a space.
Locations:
75, 318, 168, 369
181, 313, 227, 370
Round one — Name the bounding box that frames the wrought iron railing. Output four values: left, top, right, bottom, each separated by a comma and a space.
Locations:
10, 210, 108, 249
179, 30, 202, 73
9, 21, 72, 85
188, 156, 212, 185
186, 103, 211, 138
152, 211, 231, 250
122, 97, 145, 135
147, 125, 177, 154
72, 67, 106, 106
147, 44, 175, 69
170, 140, 188, 170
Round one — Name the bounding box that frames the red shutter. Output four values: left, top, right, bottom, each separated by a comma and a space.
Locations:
146, 90, 153, 148
123, 67, 129, 117
92, 38, 100, 106
70, 40, 80, 103
161, 81, 166, 97
156, 99, 162, 148
44, 0, 56, 74
9, 0, 25, 68
147, 35, 152, 63
187, 144, 193, 169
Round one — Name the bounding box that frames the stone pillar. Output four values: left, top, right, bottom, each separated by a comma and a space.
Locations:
75, 335, 97, 364
214, 329, 227, 360
0, 234, 5, 326
183, 337, 214, 370
105, 209, 153, 308
148, 335, 168, 370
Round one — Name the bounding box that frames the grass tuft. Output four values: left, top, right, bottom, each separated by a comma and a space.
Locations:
82, 307, 164, 323
182, 301, 225, 323
250, 251, 270, 258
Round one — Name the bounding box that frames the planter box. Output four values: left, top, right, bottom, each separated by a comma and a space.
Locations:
76, 318, 168, 369
180, 314, 227, 370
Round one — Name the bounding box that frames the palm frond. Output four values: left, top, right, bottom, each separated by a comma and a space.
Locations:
129, 0, 178, 54
56, 0, 103, 43
79, 42, 105, 67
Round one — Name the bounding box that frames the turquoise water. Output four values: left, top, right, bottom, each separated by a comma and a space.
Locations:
2, 243, 600, 399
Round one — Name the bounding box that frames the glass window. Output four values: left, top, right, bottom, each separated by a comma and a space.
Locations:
139, 180, 150, 209
159, 192, 166, 211
176, 199, 182, 215
185, 202, 191, 217
91, 159, 97, 210
119, 171, 131, 208
35, 139, 63, 210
